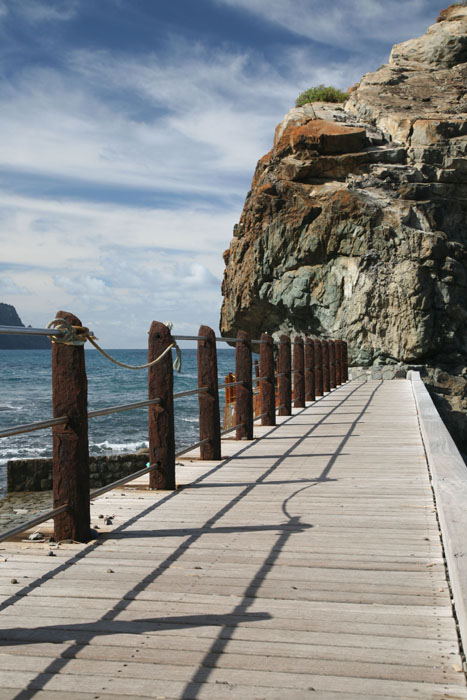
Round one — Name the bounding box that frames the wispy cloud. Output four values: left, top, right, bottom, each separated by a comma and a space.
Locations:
0, 0, 441, 344
0, 190, 234, 343
8, 0, 78, 23
211, 0, 440, 50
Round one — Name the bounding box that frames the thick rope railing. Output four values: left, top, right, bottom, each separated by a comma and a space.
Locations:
47, 318, 182, 372
1, 317, 349, 542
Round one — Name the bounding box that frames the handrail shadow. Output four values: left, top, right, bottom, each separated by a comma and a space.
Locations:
2, 380, 382, 700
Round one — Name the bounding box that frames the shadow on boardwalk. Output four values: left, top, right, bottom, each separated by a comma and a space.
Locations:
1, 380, 382, 700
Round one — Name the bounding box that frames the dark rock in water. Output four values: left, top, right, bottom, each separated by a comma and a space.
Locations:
220, 5, 467, 456
0, 303, 50, 350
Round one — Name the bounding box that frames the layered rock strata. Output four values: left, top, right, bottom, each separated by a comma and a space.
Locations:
220, 5, 467, 454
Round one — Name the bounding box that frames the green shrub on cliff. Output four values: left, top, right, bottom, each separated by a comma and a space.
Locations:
295, 85, 347, 107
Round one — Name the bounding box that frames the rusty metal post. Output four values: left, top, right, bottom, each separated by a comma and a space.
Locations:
343, 341, 349, 381
235, 331, 253, 439
329, 340, 336, 389
260, 332, 275, 426
148, 321, 175, 489
336, 340, 342, 386
314, 339, 323, 397
305, 337, 315, 402
278, 335, 291, 416
51, 310, 90, 543
293, 337, 305, 409
322, 339, 330, 393
198, 325, 221, 460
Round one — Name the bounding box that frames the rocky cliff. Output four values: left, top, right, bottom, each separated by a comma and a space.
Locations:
220, 5, 467, 455
0, 303, 50, 349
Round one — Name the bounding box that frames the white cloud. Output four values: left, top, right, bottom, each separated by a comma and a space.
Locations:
0, 191, 233, 345
0, 275, 28, 295
211, 0, 438, 50
14, 0, 78, 23
0, 46, 290, 196
0, 0, 440, 346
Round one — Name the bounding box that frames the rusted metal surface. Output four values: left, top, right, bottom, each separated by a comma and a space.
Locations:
198, 325, 221, 460
293, 336, 305, 409
235, 330, 253, 439
343, 341, 349, 381
260, 332, 275, 426
329, 340, 336, 389
51, 310, 90, 543
148, 321, 175, 489
322, 339, 330, 394
314, 339, 323, 397
278, 334, 291, 416
304, 336, 315, 402
336, 340, 343, 386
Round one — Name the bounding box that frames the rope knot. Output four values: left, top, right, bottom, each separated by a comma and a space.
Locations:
47, 318, 93, 346
47, 317, 182, 372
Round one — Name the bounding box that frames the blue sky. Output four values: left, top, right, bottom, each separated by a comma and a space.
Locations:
0, 0, 444, 347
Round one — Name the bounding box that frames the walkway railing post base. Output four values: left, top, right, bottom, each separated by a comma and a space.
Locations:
260, 332, 275, 426
293, 336, 305, 409
278, 335, 291, 416
51, 310, 90, 543
198, 325, 221, 460
305, 337, 315, 402
235, 331, 253, 440
148, 321, 175, 489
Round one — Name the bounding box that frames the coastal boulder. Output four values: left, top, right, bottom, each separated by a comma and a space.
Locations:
220, 5, 467, 454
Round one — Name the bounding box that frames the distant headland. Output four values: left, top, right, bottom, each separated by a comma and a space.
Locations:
0, 303, 50, 350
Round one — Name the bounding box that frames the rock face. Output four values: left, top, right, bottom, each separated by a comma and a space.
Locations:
220, 5, 467, 455
0, 303, 50, 349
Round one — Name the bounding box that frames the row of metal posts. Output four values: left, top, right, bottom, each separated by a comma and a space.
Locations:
49, 312, 348, 542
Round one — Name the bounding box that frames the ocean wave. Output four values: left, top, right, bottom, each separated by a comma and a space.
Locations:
0, 404, 22, 411
91, 440, 149, 453
0, 445, 51, 459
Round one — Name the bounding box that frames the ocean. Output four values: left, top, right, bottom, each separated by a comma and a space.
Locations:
0, 347, 238, 495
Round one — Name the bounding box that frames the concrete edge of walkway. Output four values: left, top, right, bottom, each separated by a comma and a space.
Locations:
409, 370, 467, 657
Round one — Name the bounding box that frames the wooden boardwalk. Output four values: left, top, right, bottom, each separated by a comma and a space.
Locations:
0, 379, 466, 699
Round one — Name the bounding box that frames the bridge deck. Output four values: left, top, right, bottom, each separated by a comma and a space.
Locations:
0, 380, 466, 699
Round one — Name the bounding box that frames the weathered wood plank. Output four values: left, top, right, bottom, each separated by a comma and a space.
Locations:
0, 380, 465, 699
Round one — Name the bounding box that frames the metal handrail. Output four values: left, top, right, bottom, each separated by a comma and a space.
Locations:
173, 387, 207, 399
220, 423, 244, 436
0, 504, 69, 543
215, 336, 267, 344
218, 380, 243, 390
0, 416, 67, 439
253, 412, 268, 422
175, 438, 209, 458
215, 336, 245, 343
90, 463, 159, 499
0, 399, 163, 439
0, 325, 63, 337
172, 335, 207, 341
88, 398, 160, 418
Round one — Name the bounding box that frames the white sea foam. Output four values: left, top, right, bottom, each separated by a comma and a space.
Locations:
91, 440, 149, 453
0, 445, 51, 457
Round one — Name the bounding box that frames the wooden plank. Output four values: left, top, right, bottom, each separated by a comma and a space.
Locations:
0, 380, 465, 699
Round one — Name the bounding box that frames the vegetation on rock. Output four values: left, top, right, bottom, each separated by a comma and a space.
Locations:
221, 6, 467, 456
295, 85, 347, 106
